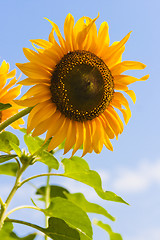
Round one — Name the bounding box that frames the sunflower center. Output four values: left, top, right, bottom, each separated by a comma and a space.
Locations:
51, 50, 114, 121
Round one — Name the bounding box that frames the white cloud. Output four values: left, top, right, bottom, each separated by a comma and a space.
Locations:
127, 227, 160, 240
112, 159, 160, 193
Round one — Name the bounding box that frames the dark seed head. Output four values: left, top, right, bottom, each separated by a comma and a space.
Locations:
50, 50, 114, 121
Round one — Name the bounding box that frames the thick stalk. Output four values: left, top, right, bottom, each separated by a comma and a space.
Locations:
0, 162, 29, 230
0, 107, 32, 132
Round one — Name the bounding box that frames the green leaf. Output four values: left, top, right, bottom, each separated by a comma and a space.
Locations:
62, 157, 128, 205
58, 140, 66, 149
0, 103, 12, 111
0, 162, 18, 176
36, 185, 69, 201
37, 150, 59, 170
43, 197, 93, 240
9, 142, 22, 157
10, 232, 37, 240
0, 131, 20, 153
42, 217, 80, 240
93, 219, 123, 240
23, 134, 59, 168
7, 217, 80, 240
0, 222, 36, 240
19, 128, 27, 133
24, 134, 44, 155
0, 154, 17, 163
65, 192, 115, 221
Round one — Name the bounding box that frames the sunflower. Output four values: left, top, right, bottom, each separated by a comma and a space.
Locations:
0, 60, 24, 129
16, 14, 149, 156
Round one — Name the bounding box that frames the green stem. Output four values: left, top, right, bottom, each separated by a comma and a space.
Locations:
0, 107, 32, 132
45, 168, 51, 240
20, 173, 66, 187
6, 218, 45, 233
5, 205, 41, 219
0, 162, 30, 230
0, 197, 5, 213
0, 197, 4, 206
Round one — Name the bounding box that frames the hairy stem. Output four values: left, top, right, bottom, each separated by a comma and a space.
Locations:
0, 107, 32, 132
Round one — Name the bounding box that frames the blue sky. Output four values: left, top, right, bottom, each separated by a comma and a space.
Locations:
0, 0, 160, 239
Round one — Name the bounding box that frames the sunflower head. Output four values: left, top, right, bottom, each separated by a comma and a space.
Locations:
16, 14, 149, 156
0, 60, 24, 129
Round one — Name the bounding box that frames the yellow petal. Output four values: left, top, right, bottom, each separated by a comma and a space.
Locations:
18, 77, 50, 86
92, 118, 104, 154
0, 77, 17, 97
14, 94, 50, 107
74, 14, 99, 50
7, 69, 16, 79
114, 83, 129, 91
48, 29, 64, 59
27, 101, 56, 133
113, 92, 131, 124
23, 48, 56, 70
103, 107, 123, 138
64, 120, 76, 154
83, 16, 98, 52
16, 62, 52, 79
97, 22, 110, 52
82, 121, 93, 157
0, 85, 21, 103
71, 121, 83, 156
111, 98, 129, 124
46, 112, 64, 140
64, 13, 75, 51
29, 39, 52, 49
114, 74, 149, 85
106, 44, 125, 68
111, 61, 146, 75
99, 114, 115, 139
48, 118, 70, 151
125, 90, 136, 103
44, 18, 67, 53
104, 132, 113, 151
32, 114, 54, 137
102, 32, 131, 61
0, 60, 9, 75
22, 84, 51, 98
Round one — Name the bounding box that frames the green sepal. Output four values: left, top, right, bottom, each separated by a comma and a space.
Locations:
93, 219, 123, 240
61, 157, 128, 205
